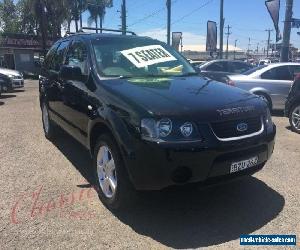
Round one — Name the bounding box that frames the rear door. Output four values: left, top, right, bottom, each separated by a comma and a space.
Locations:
260, 65, 294, 109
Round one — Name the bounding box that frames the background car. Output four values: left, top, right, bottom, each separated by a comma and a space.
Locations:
198, 59, 253, 83
0, 67, 24, 90
227, 63, 300, 111
285, 73, 300, 133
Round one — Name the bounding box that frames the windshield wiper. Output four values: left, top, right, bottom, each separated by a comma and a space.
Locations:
175, 72, 199, 77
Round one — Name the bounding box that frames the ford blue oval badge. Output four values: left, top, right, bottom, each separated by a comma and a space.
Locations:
237, 123, 248, 132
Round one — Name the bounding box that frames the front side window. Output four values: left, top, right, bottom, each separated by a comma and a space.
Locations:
91, 37, 195, 78
65, 41, 89, 75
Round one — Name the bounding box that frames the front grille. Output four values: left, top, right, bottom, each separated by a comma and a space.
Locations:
211, 116, 262, 139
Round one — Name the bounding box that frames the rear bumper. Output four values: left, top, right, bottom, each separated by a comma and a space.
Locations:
124, 125, 276, 190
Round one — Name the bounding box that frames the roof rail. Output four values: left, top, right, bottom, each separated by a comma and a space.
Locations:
64, 31, 76, 37
79, 27, 136, 35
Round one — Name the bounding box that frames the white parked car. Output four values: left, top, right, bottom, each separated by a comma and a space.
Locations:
227, 63, 300, 110
0, 67, 24, 91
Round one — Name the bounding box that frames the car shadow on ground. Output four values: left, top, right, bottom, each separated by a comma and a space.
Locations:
0, 94, 17, 99
51, 129, 285, 249
0, 101, 4, 105
272, 110, 284, 117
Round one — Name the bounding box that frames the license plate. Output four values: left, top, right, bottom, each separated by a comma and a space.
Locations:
230, 156, 259, 173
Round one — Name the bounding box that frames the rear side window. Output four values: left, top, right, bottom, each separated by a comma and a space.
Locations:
206, 61, 228, 72
65, 41, 89, 76
230, 62, 252, 74
261, 66, 293, 81
290, 65, 300, 77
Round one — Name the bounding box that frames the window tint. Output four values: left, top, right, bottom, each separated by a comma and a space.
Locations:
44, 43, 59, 70
206, 61, 228, 72
230, 62, 252, 74
53, 40, 70, 71
290, 65, 300, 77
66, 41, 88, 75
261, 66, 293, 81
44, 40, 69, 72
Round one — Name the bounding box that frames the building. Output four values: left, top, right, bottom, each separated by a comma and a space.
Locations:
0, 33, 54, 76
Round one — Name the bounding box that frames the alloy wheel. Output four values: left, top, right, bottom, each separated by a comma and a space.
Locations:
42, 104, 50, 134
96, 146, 117, 199
291, 105, 300, 131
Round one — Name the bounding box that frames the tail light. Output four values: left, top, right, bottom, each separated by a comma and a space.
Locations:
295, 73, 300, 81
226, 79, 235, 86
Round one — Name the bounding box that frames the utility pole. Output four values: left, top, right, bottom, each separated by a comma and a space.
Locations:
281, 0, 294, 62
234, 39, 238, 60
79, 0, 83, 30
225, 25, 232, 59
167, 0, 171, 45
265, 29, 273, 57
247, 37, 251, 58
121, 0, 127, 35
219, 0, 224, 59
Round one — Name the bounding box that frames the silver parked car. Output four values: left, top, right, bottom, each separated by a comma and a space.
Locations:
0, 68, 24, 91
228, 63, 300, 110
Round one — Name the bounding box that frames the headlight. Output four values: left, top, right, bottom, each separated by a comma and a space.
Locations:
157, 118, 172, 137
141, 118, 201, 142
8, 75, 13, 79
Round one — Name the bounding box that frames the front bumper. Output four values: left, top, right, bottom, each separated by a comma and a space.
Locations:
11, 79, 24, 88
124, 125, 276, 190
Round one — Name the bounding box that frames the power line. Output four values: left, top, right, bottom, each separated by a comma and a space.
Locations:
128, 0, 178, 27
171, 0, 214, 26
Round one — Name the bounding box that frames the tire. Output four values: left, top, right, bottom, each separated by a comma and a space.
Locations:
256, 92, 272, 111
41, 102, 57, 140
93, 133, 136, 210
289, 103, 300, 134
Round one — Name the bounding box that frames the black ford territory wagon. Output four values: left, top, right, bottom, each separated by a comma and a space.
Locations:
39, 32, 276, 209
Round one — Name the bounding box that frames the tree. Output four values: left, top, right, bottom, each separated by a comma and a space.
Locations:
87, 0, 113, 33
0, 0, 20, 33
17, 0, 37, 34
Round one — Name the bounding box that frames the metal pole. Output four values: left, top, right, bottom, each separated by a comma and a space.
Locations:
266, 29, 273, 57
281, 0, 294, 62
225, 25, 231, 59
219, 0, 224, 59
234, 39, 238, 60
79, 0, 83, 30
167, 0, 171, 45
121, 0, 127, 35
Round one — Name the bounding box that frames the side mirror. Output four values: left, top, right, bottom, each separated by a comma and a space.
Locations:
193, 66, 201, 74
59, 65, 83, 81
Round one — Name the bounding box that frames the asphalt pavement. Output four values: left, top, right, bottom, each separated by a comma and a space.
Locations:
0, 80, 299, 249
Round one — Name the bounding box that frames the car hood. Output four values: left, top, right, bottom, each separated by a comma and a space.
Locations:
104, 76, 266, 121
0, 68, 21, 76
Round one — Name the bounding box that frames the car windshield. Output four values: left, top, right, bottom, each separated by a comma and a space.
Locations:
91, 37, 196, 78
243, 65, 267, 75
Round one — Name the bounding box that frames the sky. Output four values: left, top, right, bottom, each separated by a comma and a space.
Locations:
68, 0, 300, 51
